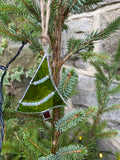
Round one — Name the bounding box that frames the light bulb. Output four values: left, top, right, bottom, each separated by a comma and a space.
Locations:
99, 153, 103, 158
79, 136, 82, 140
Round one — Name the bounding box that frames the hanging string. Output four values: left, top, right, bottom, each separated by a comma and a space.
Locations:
40, 0, 51, 45
40, 0, 45, 34
45, 0, 51, 36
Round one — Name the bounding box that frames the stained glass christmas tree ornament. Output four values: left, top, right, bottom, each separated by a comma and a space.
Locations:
16, 54, 67, 120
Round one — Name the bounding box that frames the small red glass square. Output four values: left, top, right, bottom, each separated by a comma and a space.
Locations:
43, 110, 51, 120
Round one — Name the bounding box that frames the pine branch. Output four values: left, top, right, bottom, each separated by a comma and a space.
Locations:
20, 30, 44, 54
115, 74, 120, 81
27, 138, 48, 156
0, 2, 41, 30
91, 121, 117, 139
21, 124, 41, 132
58, 68, 78, 100
3, 110, 43, 119
91, 61, 108, 85
0, 11, 11, 25
85, 106, 97, 117
79, 51, 109, 61
62, 0, 104, 14
109, 84, 120, 95
22, 0, 41, 21
20, 17, 41, 30
39, 154, 57, 160
86, 40, 120, 146
2, 144, 22, 154
60, 149, 82, 155
1, 1, 120, 159
0, 3, 28, 16
103, 104, 120, 113
95, 60, 110, 71
57, 145, 87, 159
0, 27, 25, 41
56, 109, 85, 133
114, 39, 120, 62
2, 133, 31, 158
62, 16, 120, 64
95, 130, 118, 139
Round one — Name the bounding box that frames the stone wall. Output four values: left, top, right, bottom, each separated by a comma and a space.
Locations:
64, 1, 120, 160
0, 42, 37, 98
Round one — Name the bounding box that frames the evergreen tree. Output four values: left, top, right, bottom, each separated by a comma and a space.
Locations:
0, 0, 120, 159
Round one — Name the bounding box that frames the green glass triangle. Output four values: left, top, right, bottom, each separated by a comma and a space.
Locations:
16, 55, 67, 113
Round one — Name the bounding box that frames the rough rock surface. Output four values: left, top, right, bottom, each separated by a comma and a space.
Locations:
98, 0, 120, 5
64, 2, 120, 160
0, 42, 36, 99
0, 42, 36, 71
70, 72, 120, 159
